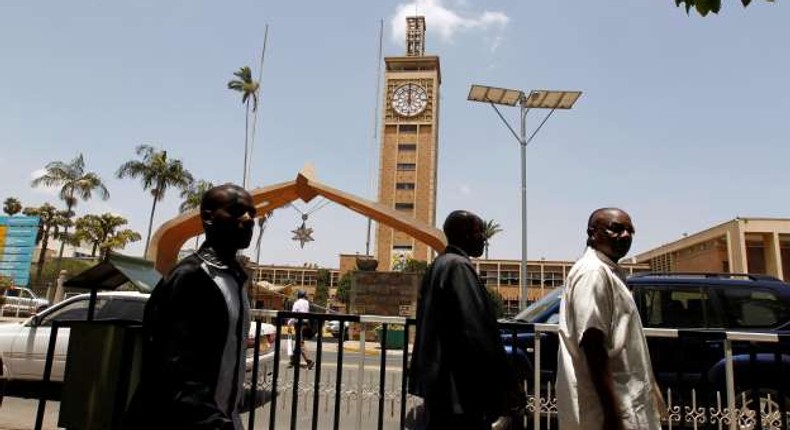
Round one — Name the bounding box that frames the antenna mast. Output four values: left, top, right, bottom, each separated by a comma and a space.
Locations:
365, 20, 384, 257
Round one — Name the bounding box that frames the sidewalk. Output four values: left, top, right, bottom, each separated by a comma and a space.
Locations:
304, 338, 408, 356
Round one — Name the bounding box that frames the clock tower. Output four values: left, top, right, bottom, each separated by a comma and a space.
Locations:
376, 16, 441, 270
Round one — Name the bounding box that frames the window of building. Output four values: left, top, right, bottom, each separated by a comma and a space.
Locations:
393, 245, 413, 251
398, 144, 417, 151
395, 202, 414, 210
399, 125, 417, 134
397, 163, 416, 171
396, 182, 415, 190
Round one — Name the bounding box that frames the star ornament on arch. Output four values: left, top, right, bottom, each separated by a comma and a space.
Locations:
291, 222, 314, 248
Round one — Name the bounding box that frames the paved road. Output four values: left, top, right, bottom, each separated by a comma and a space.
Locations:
0, 341, 419, 430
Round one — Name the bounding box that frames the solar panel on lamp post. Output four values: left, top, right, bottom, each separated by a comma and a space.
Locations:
468, 85, 581, 310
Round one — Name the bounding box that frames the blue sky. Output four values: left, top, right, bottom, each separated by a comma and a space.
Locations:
1, 1, 789, 268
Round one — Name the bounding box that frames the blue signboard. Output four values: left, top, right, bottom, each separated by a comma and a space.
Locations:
0, 216, 39, 287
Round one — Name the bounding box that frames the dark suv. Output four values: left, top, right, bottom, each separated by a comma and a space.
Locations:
501, 272, 790, 414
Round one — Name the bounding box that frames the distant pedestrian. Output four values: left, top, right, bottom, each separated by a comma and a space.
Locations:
556, 208, 664, 430
124, 183, 256, 430
289, 290, 314, 369
408, 210, 525, 430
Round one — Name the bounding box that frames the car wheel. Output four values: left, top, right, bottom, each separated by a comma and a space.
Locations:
735, 389, 790, 423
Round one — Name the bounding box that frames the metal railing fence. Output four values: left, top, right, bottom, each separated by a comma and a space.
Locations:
23, 309, 790, 430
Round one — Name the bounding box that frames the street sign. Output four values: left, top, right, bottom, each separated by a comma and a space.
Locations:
0, 216, 39, 287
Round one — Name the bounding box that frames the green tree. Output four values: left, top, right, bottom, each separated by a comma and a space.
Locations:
72, 213, 142, 259
179, 179, 214, 213
675, 0, 772, 16
179, 179, 214, 250
402, 258, 429, 275
314, 268, 331, 307
23, 204, 69, 287
483, 219, 503, 260
337, 271, 353, 304
38, 258, 95, 291
227, 66, 260, 187
486, 287, 505, 319
3, 197, 22, 216
0, 275, 13, 305
31, 153, 109, 279
116, 145, 193, 257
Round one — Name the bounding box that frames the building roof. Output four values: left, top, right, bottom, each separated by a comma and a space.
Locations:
64, 252, 162, 292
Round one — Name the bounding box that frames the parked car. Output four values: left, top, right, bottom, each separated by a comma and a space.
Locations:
501, 272, 790, 412
0, 291, 276, 396
0, 287, 50, 317
327, 320, 349, 338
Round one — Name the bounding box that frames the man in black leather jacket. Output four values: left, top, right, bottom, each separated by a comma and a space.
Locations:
124, 183, 256, 429
408, 210, 525, 430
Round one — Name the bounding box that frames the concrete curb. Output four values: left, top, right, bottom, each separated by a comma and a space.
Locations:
342, 342, 381, 356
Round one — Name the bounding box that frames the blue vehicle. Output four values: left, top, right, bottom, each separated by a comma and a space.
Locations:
500, 273, 790, 415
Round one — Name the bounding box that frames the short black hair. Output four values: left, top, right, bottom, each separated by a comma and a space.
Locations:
586, 207, 625, 246
443, 210, 482, 245
200, 183, 248, 218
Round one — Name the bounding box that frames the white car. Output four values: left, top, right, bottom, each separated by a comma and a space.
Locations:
0, 286, 50, 317
0, 291, 275, 391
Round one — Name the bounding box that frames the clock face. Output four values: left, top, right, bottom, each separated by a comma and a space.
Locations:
391, 83, 428, 117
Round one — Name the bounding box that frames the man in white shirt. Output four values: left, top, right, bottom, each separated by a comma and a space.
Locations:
556, 208, 663, 430
289, 290, 314, 369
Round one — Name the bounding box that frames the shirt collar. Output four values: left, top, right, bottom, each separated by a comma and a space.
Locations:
587, 246, 627, 279
196, 243, 248, 282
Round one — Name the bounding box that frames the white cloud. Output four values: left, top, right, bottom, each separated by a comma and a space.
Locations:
391, 0, 508, 47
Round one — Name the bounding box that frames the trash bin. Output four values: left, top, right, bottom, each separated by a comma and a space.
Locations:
58, 321, 143, 430
376, 325, 405, 349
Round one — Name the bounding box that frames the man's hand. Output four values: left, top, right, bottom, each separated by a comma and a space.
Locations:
580, 328, 623, 430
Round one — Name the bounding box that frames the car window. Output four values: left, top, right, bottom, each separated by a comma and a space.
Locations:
719, 287, 789, 328
38, 297, 110, 326
99, 297, 146, 322
513, 288, 562, 322
636, 285, 719, 328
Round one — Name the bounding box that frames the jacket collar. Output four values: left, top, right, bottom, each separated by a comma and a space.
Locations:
444, 244, 470, 259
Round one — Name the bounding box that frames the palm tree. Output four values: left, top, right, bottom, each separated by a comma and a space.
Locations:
483, 219, 503, 259
3, 197, 22, 216
23, 203, 67, 286
179, 179, 214, 213
116, 145, 193, 257
227, 66, 260, 188
72, 213, 142, 259
31, 154, 110, 277
179, 179, 214, 249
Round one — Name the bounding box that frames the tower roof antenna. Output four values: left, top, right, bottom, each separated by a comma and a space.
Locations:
405, 16, 425, 56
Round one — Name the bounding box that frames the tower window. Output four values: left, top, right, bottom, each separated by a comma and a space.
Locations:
398, 144, 417, 151
399, 125, 418, 134
396, 182, 415, 190
395, 203, 414, 210
397, 163, 416, 171
393, 245, 413, 251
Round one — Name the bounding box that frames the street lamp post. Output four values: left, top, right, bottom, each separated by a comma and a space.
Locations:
468, 85, 581, 310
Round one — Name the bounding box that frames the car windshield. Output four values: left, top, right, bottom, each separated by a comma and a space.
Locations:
512, 288, 562, 322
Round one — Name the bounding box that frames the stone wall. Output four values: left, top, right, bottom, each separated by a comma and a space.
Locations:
349, 271, 420, 317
